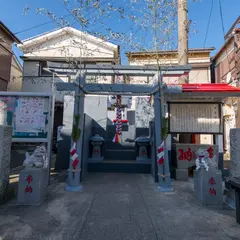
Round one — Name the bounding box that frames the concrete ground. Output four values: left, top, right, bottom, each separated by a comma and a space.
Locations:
0, 173, 240, 240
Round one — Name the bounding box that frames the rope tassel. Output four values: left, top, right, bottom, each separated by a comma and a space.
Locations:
113, 95, 122, 143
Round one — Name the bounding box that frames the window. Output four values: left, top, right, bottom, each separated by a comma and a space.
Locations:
39, 61, 52, 76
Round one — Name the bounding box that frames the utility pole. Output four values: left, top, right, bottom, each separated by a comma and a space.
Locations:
178, 0, 189, 83
178, 0, 191, 143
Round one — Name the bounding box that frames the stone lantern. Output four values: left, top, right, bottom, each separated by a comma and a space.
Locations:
89, 134, 105, 161
135, 136, 151, 162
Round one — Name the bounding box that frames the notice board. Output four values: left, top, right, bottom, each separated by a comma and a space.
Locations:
0, 94, 51, 141
168, 103, 222, 134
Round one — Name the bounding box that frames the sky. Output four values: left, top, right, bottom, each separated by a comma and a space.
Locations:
0, 0, 240, 64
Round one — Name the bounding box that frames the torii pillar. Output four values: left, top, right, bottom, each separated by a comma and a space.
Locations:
65, 74, 85, 192
154, 91, 173, 192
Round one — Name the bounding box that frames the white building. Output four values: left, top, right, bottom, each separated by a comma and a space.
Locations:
17, 27, 120, 139
17, 27, 120, 102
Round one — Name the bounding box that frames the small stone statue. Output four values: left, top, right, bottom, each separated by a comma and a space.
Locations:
23, 144, 48, 168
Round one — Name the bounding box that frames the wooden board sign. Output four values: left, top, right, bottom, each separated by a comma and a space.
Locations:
169, 103, 222, 134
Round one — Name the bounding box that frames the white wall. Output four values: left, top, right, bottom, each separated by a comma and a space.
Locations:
23, 33, 115, 59
128, 55, 211, 84
22, 76, 68, 102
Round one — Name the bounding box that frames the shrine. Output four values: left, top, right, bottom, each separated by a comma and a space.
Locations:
43, 63, 240, 192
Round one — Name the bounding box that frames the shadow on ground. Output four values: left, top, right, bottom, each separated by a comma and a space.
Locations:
0, 173, 240, 240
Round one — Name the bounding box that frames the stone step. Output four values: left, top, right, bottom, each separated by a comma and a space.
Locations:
105, 141, 135, 150
88, 160, 151, 174
105, 149, 136, 160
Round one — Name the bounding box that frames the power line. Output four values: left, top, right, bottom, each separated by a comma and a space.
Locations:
218, 0, 231, 76
218, 0, 225, 37
203, 0, 213, 48
13, 14, 72, 35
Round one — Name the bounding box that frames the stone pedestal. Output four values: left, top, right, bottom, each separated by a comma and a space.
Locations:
135, 137, 150, 162
0, 126, 13, 201
230, 129, 240, 178
17, 168, 48, 205
225, 129, 240, 210
194, 168, 223, 208
88, 134, 104, 161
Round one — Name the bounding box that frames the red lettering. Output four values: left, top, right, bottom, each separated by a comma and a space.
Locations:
93, 149, 100, 155
178, 149, 184, 160
25, 185, 33, 193
207, 146, 214, 159
209, 188, 216, 195
141, 150, 147, 156
178, 148, 192, 161
209, 177, 216, 185
26, 175, 33, 184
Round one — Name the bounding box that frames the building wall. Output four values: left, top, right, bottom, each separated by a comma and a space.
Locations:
21, 31, 118, 101
22, 75, 68, 102
213, 36, 240, 153
8, 56, 22, 91
127, 51, 213, 145
214, 40, 236, 83
128, 52, 212, 84
0, 28, 13, 91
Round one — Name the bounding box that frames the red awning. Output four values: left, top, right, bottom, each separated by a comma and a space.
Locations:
181, 84, 240, 93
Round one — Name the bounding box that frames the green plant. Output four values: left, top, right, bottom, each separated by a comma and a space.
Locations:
72, 115, 81, 142
161, 117, 168, 140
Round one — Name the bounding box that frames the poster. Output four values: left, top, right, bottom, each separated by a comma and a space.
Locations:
169, 103, 221, 133
15, 97, 46, 133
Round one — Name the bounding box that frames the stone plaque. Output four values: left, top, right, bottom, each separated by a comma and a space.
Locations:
169, 103, 221, 133
175, 144, 218, 169
194, 168, 223, 207
17, 168, 48, 205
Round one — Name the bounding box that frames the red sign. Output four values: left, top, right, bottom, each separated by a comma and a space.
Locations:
209, 188, 216, 195
178, 148, 193, 161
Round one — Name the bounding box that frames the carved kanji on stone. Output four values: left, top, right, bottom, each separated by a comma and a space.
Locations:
26, 175, 33, 184
207, 146, 214, 159
209, 177, 216, 185
209, 188, 216, 196
178, 148, 192, 161
25, 185, 33, 193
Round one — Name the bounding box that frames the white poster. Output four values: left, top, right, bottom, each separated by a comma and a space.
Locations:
169, 103, 221, 133
15, 97, 46, 132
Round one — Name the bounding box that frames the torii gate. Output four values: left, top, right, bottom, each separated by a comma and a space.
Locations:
49, 63, 191, 192
49, 63, 240, 192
